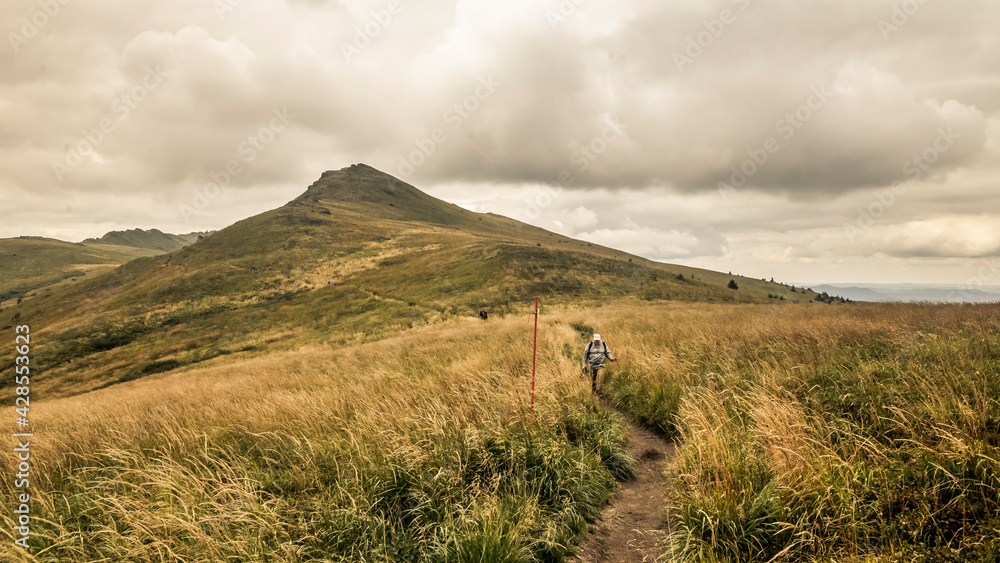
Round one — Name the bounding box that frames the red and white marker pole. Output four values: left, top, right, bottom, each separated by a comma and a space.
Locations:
531, 296, 539, 424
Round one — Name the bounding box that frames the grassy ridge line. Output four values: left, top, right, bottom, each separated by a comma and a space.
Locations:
1, 313, 636, 562
597, 302, 1000, 562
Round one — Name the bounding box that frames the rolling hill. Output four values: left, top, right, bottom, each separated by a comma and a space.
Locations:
0, 237, 163, 304
1, 229, 211, 306
0, 164, 827, 399
82, 228, 212, 253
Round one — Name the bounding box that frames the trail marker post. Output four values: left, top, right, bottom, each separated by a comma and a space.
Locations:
531, 296, 539, 424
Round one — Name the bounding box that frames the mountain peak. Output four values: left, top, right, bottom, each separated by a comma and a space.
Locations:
299, 163, 417, 200
319, 163, 382, 181
291, 164, 472, 225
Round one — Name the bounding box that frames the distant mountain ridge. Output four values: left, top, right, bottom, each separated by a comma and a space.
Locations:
809, 283, 1000, 303
82, 228, 212, 253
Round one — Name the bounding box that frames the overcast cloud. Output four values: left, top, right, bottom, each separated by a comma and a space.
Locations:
1, 0, 998, 284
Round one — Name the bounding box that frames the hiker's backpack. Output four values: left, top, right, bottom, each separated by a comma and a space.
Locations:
584, 341, 609, 363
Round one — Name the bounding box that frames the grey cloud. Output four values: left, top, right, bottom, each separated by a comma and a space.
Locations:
356, 0, 999, 199
5, 0, 997, 201
1, 0, 999, 280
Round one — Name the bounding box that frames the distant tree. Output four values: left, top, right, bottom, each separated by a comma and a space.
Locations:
728, 279, 739, 290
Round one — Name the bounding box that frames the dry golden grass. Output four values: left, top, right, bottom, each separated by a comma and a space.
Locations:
595, 301, 1000, 562
2, 308, 636, 562
6, 299, 998, 562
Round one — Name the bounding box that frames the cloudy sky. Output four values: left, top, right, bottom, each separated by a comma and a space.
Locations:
2, 0, 999, 285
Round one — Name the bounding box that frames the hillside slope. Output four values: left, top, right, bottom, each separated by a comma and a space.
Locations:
0, 164, 826, 399
0, 237, 162, 303
1, 228, 211, 306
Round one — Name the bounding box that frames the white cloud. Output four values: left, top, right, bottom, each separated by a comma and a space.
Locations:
867, 216, 1000, 258
579, 226, 727, 260
554, 206, 598, 232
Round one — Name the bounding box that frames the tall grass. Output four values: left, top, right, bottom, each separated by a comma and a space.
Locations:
593, 301, 1000, 562
8, 298, 997, 562
1, 315, 635, 562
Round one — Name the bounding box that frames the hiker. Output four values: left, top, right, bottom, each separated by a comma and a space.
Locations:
479, 308, 488, 320
582, 333, 616, 393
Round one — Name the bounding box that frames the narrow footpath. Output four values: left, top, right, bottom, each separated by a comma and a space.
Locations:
573, 401, 675, 563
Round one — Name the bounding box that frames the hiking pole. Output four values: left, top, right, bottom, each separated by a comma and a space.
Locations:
531, 296, 539, 424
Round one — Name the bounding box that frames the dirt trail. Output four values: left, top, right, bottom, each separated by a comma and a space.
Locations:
573, 400, 675, 563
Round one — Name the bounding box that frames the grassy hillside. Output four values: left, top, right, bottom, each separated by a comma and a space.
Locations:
0, 237, 162, 304
0, 164, 823, 399
0, 312, 636, 562
3, 300, 994, 562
